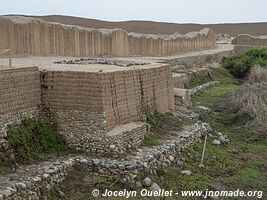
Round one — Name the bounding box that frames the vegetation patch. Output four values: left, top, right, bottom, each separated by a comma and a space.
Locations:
6, 118, 70, 163
222, 48, 267, 79
0, 165, 15, 175
189, 68, 267, 195
144, 112, 190, 146
185, 72, 214, 89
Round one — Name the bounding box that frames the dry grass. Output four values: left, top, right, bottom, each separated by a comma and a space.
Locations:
248, 66, 267, 84
234, 67, 267, 135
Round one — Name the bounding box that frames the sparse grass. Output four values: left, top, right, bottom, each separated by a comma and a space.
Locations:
0, 165, 15, 175
185, 72, 213, 89
189, 68, 267, 196
49, 67, 267, 199
144, 112, 192, 146
143, 134, 161, 146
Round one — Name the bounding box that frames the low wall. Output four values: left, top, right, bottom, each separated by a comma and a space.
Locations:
167, 49, 232, 69
232, 34, 267, 53
0, 16, 216, 57
0, 67, 41, 162
0, 122, 211, 200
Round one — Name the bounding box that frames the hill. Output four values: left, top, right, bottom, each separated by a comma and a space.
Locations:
34, 15, 267, 36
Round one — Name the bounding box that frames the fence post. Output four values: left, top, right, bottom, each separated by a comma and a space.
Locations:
9, 49, 12, 68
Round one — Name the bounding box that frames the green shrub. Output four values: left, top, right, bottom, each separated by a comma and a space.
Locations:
222, 48, 267, 79
146, 112, 168, 126
7, 118, 69, 162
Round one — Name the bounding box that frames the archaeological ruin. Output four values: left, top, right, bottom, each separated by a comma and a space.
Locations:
1, 13, 266, 200
0, 15, 219, 159
232, 34, 267, 53
0, 16, 216, 57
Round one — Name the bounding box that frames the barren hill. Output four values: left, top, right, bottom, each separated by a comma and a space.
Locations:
31, 15, 267, 36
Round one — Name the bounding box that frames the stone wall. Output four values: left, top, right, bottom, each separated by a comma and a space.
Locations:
0, 122, 211, 200
232, 34, 267, 53
0, 67, 41, 162
0, 16, 216, 57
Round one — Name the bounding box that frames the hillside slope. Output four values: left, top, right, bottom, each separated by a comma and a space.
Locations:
34, 15, 267, 36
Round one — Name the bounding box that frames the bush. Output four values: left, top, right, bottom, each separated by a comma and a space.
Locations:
222, 48, 267, 79
7, 118, 69, 162
147, 112, 168, 126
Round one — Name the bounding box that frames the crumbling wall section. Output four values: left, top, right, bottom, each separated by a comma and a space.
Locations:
232, 34, 267, 53
0, 16, 216, 57
102, 65, 174, 130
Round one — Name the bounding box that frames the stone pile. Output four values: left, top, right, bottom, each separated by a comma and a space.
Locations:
54, 58, 150, 67
189, 81, 220, 96
0, 122, 211, 199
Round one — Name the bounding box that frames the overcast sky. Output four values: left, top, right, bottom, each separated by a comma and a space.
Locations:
1, 0, 267, 24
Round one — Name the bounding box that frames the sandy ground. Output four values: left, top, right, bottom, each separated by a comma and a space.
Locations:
0, 44, 233, 72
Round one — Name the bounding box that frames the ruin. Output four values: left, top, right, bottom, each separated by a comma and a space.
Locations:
232, 34, 267, 53
0, 16, 216, 57
0, 14, 240, 200
0, 15, 219, 158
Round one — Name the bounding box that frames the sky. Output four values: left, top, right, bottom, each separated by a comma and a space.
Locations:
1, 0, 267, 24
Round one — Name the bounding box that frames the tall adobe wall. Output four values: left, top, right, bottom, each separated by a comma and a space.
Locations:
0, 16, 216, 57
232, 34, 267, 53
102, 65, 174, 130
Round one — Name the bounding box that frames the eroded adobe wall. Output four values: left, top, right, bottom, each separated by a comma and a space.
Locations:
232, 34, 267, 53
0, 67, 41, 162
102, 64, 174, 131
0, 16, 216, 57
40, 71, 108, 147
40, 64, 174, 152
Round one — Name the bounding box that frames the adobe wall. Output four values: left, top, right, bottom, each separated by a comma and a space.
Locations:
40, 71, 108, 146
232, 34, 267, 53
0, 67, 41, 162
0, 16, 216, 57
41, 64, 174, 153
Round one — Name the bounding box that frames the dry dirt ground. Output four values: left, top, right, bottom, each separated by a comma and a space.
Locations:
0, 44, 233, 70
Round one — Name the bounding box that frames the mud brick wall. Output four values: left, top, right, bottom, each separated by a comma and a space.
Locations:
0, 67, 41, 127
41, 71, 108, 141
41, 64, 174, 152
102, 65, 174, 130
0, 16, 216, 57
0, 67, 41, 162
232, 34, 267, 54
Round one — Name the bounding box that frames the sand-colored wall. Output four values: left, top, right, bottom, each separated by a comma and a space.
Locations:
0, 67, 41, 117
41, 71, 104, 112
41, 64, 174, 132
0, 16, 216, 57
102, 64, 174, 130
232, 34, 267, 53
